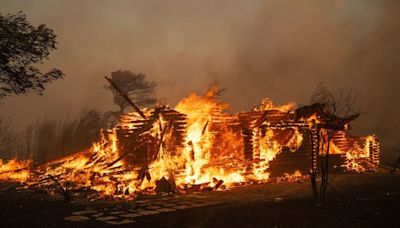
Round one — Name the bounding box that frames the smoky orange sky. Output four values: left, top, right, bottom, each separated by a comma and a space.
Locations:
1, 0, 399, 161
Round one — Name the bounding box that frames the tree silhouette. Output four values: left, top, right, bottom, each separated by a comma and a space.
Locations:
104, 70, 157, 114
310, 82, 360, 204
0, 11, 63, 99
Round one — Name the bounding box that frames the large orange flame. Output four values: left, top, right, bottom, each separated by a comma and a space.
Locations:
0, 88, 377, 198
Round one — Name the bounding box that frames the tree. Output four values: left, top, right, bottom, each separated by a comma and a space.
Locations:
310, 82, 360, 204
0, 11, 63, 99
0, 116, 20, 159
391, 142, 400, 173
104, 70, 157, 114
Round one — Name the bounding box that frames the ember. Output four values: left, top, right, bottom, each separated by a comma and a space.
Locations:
0, 84, 379, 199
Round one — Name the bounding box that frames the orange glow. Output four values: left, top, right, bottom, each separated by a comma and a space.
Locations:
0, 88, 378, 197
0, 159, 30, 182
255, 97, 296, 112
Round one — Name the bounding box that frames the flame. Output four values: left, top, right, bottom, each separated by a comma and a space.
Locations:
19, 130, 141, 198
341, 135, 376, 172
0, 86, 378, 198
0, 159, 30, 182
280, 170, 303, 182
174, 86, 245, 187
318, 131, 376, 172
305, 114, 320, 125
255, 97, 296, 112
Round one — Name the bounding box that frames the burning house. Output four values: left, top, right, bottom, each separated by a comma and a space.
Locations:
0, 82, 380, 199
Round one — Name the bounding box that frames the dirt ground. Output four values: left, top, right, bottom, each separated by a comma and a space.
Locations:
0, 170, 399, 227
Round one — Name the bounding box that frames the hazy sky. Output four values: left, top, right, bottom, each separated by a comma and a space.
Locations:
1, 0, 399, 160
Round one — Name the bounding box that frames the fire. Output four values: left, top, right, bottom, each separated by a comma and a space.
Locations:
255, 97, 296, 112
281, 170, 303, 182
305, 114, 320, 125
341, 135, 378, 172
316, 130, 378, 172
18, 131, 141, 198
0, 159, 30, 182
173, 86, 246, 187
0, 86, 379, 199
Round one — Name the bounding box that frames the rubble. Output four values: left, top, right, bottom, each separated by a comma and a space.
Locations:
0, 84, 380, 199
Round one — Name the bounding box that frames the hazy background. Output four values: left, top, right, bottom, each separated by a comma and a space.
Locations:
0, 0, 399, 162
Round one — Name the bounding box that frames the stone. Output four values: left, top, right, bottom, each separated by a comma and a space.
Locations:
91, 213, 104, 218
154, 208, 176, 213
120, 213, 143, 218
137, 210, 160, 216
110, 211, 125, 215
72, 210, 98, 215
173, 205, 192, 210
146, 206, 161, 210
105, 219, 135, 225
64, 215, 90, 222
95, 216, 119, 221
160, 203, 176, 207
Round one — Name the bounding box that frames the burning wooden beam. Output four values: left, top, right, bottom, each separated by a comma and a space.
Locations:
0, 92, 380, 199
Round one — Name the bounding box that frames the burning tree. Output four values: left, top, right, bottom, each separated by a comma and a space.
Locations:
104, 70, 157, 114
310, 82, 361, 203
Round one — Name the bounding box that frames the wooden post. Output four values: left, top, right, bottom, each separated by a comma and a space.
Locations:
105, 76, 147, 119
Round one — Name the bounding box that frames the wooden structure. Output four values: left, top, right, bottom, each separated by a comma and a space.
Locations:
114, 103, 380, 177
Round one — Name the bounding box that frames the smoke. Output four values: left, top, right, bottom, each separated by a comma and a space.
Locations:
0, 0, 399, 161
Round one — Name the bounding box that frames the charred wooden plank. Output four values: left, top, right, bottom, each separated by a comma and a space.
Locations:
105, 76, 147, 119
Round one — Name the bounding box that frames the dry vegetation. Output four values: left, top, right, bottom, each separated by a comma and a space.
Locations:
0, 110, 116, 164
